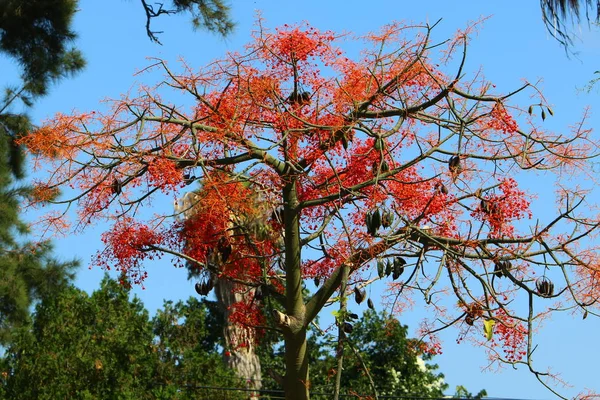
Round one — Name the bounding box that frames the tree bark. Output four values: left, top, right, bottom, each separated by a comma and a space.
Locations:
282, 178, 310, 400
215, 278, 262, 393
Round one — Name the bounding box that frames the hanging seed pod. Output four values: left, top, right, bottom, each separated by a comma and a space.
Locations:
343, 322, 354, 334
300, 91, 311, 104
385, 259, 393, 277
374, 137, 385, 151
494, 260, 510, 278
448, 155, 461, 173
547, 106, 554, 116
217, 237, 232, 263
536, 277, 554, 297
254, 286, 264, 301
348, 313, 359, 320
392, 257, 406, 280
365, 210, 374, 234
111, 178, 122, 195
367, 298, 375, 310
194, 281, 211, 296
183, 172, 196, 185
480, 199, 491, 214
381, 209, 394, 228
380, 160, 389, 172
438, 183, 448, 195
541, 109, 546, 121
371, 208, 382, 231
354, 287, 366, 304
377, 259, 385, 279
465, 315, 475, 326
528, 105, 534, 115
314, 276, 321, 287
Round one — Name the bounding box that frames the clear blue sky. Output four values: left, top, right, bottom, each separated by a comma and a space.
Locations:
7, 1, 600, 398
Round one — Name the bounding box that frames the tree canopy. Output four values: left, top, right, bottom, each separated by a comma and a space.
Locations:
20, 19, 600, 399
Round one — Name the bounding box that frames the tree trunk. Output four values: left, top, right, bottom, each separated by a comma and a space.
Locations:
215, 278, 262, 393
282, 178, 311, 400
284, 329, 310, 400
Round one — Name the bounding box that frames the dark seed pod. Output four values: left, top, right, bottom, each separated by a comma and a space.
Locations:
438, 183, 448, 195
354, 287, 366, 304
392, 257, 406, 280
385, 259, 393, 277
493, 262, 504, 278
536, 277, 554, 297
448, 155, 461, 172
374, 137, 385, 151
194, 281, 211, 296
380, 160, 389, 172
367, 298, 375, 310
183, 172, 196, 185
314, 276, 321, 287
371, 208, 382, 231
381, 209, 394, 228
111, 178, 122, 195
217, 237, 232, 263
348, 313, 359, 320
480, 199, 491, 214
377, 259, 385, 279
254, 286, 264, 301
343, 322, 354, 334
465, 315, 475, 326
300, 91, 311, 103
365, 211, 374, 234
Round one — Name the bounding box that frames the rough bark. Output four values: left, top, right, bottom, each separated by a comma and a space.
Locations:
215, 278, 262, 392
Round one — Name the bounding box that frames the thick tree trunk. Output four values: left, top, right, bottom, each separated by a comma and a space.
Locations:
282, 179, 310, 400
284, 329, 310, 400
215, 278, 262, 393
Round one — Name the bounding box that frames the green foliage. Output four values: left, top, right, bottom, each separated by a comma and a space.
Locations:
0, 276, 242, 399
0, 0, 85, 96
259, 310, 484, 398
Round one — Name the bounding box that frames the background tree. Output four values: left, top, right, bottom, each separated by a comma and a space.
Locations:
20, 19, 600, 400
0, 275, 242, 400
540, 0, 600, 48
0, 0, 235, 345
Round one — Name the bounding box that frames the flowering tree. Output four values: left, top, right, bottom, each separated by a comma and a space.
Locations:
21, 19, 600, 399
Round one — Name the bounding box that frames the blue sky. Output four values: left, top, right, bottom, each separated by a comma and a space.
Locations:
6, 1, 600, 398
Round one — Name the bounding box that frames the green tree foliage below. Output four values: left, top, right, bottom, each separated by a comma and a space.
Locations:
0, 276, 243, 400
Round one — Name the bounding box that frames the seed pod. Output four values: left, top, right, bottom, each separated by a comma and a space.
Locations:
536, 277, 554, 297
493, 261, 505, 278
480, 199, 490, 214
217, 237, 232, 263
348, 313, 359, 320
111, 178, 122, 195
448, 155, 461, 173
300, 91, 311, 104
194, 281, 211, 296
371, 208, 382, 231
343, 322, 354, 334
465, 315, 475, 326
392, 257, 406, 280
381, 160, 389, 172
314, 276, 321, 287
528, 105, 534, 115
254, 286, 264, 301
541, 109, 546, 121
365, 211, 374, 234
438, 183, 448, 195
183, 172, 196, 185
547, 106, 554, 116
374, 137, 385, 151
354, 287, 366, 304
385, 259, 393, 277
381, 209, 394, 228
367, 298, 375, 310
377, 259, 385, 279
